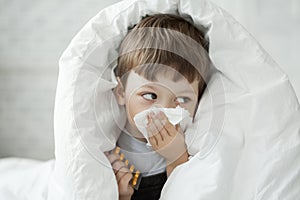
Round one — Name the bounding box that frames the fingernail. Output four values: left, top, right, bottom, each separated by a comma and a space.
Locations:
150, 111, 155, 117
159, 111, 165, 118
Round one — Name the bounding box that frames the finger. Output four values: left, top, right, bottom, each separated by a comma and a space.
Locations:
175, 124, 184, 136
157, 112, 176, 137
118, 172, 134, 196
118, 171, 133, 185
146, 114, 156, 136
152, 112, 165, 132
151, 120, 164, 144
146, 114, 160, 143
115, 166, 131, 182
112, 160, 128, 174
157, 111, 167, 126
148, 123, 162, 145
152, 112, 167, 140
149, 135, 158, 148
163, 120, 177, 137
115, 166, 130, 182
106, 153, 120, 165
146, 112, 152, 125
159, 125, 170, 140
150, 114, 164, 142
157, 112, 171, 138
146, 119, 154, 137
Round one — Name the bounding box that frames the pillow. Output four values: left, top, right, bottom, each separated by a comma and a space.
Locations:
50, 0, 300, 199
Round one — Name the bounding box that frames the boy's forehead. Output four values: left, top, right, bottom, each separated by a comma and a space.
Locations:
124, 70, 199, 94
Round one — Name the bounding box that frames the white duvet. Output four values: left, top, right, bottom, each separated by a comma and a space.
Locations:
1, 0, 300, 199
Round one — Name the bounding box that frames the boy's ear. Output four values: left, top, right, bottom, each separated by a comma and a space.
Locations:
114, 77, 126, 105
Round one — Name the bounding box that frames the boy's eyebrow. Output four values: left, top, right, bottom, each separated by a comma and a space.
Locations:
177, 90, 196, 94
141, 84, 196, 95
176, 90, 198, 96
139, 85, 156, 90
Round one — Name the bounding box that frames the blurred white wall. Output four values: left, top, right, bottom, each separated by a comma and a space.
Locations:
210, 0, 300, 100
0, 0, 299, 160
0, 0, 120, 160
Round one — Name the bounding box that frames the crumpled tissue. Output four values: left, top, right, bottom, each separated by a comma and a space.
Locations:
133, 105, 193, 146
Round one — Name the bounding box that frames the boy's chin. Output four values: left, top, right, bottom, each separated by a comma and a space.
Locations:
130, 131, 146, 141
124, 123, 147, 141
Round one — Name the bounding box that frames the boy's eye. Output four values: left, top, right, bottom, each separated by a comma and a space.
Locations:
176, 97, 190, 104
142, 93, 157, 100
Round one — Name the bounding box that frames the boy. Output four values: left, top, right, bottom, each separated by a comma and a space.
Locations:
105, 14, 211, 200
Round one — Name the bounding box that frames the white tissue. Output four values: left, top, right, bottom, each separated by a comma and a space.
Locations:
133, 105, 193, 146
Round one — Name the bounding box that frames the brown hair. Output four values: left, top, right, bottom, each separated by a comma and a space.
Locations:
116, 14, 211, 100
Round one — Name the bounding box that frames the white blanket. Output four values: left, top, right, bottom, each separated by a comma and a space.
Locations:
0, 158, 54, 200
1, 0, 299, 199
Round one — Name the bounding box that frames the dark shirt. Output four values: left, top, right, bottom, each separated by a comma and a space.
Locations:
131, 171, 168, 200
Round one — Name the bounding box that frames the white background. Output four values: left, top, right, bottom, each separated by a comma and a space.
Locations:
0, 0, 299, 160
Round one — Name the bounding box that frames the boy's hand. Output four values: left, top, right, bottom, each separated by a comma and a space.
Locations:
147, 111, 188, 166
105, 151, 134, 200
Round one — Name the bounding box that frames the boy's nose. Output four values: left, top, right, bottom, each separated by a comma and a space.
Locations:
156, 98, 179, 109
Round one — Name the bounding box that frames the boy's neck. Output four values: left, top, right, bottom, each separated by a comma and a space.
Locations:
124, 122, 147, 143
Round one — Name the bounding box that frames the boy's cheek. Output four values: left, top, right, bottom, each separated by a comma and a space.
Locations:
186, 102, 198, 118
128, 102, 152, 118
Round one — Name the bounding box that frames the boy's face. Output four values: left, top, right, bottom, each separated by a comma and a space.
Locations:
115, 69, 199, 140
